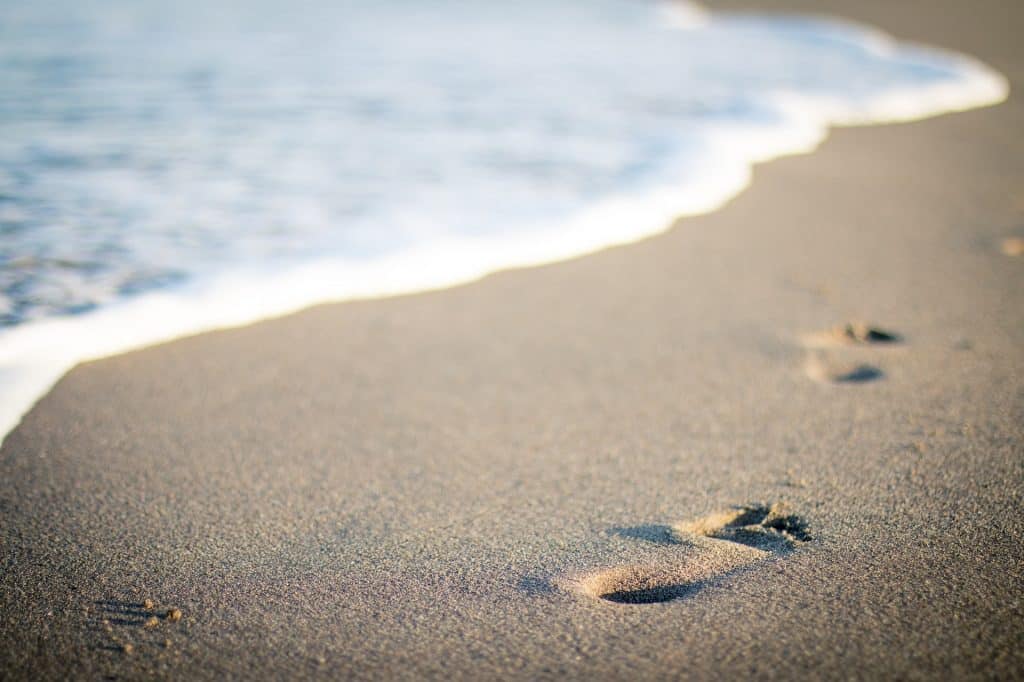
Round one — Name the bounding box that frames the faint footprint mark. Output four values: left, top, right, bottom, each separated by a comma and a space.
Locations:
803, 353, 884, 384
800, 321, 901, 384
801, 322, 902, 348
87, 599, 184, 656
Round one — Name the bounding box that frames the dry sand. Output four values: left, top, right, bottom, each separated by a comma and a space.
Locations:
2, 0, 1023, 678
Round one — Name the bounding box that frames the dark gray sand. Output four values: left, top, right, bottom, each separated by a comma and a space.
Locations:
2, 0, 1023, 678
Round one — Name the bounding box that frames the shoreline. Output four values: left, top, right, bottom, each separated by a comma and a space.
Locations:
2, 0, 1023, 679
0, 4, 1008, 447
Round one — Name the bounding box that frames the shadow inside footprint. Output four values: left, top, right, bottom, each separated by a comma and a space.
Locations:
763, 513, 812, 541
831, 364, 884, 383
599, 582, 705, 604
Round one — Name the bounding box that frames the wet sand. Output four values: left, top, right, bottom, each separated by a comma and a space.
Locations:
1, 0, 1022, 678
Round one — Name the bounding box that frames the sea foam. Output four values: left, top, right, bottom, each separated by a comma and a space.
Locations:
0, 0, 1008, 443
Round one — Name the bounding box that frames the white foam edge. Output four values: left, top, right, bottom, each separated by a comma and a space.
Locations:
659, 0, 712, 29
0, 7, 1009, 447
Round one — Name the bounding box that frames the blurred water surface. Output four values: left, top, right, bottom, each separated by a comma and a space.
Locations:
0, 0, 1003, 325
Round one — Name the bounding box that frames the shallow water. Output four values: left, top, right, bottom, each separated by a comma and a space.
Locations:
0, 0, 1007, 439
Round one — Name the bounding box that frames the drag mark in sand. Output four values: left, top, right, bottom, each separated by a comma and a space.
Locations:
563, 503, 810, 605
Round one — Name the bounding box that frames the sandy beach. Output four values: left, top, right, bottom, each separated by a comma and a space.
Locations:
2, 0, 1022, 678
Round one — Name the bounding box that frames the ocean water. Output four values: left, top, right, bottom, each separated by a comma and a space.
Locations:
0, 0, 1007, 440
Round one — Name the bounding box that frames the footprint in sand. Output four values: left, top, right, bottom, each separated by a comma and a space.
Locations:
561, 503, 810, 604
803, 353, 885, 384
801, 322, 902, 348
86, 599, 184, 656
799, 321, 901, 384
